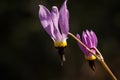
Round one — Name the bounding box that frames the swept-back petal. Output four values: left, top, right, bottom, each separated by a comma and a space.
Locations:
59, 0, 69, 39
76, 34, 81, 48
51, 6, 62, 40
76, 34, 87, 53
51, 6, 59, 30
90, 30, 98, 47
86, 30, 94, 48
76, 33, 89, 56
82, 31, 92, 48
39, 5, 55, 38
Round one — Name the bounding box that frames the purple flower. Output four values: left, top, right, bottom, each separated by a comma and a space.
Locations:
39, 0, 69, 65
76, 30, 98, 60
76, 30, 98, 71
39, 0, 69, 48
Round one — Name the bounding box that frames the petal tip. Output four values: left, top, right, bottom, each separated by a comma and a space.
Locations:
65, 0, 68, 4
82, 31, 86, 36
76, 34, 80, 39
51, 6, 59, 13
39, 5, 41, 7
76, 33, 80, 37
52, 6, 57, 9
39, 5, 44, 8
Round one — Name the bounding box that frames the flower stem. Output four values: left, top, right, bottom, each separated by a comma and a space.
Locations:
68, 32, 117, 80
94, 48, 117, 80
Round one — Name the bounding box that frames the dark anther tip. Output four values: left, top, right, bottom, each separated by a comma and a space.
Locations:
56, 47, 66, 66
88, 60, 96, 71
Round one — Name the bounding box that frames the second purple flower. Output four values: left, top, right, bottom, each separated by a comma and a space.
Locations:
76, 30, 98, 71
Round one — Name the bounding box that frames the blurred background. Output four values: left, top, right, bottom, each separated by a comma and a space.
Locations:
0, 0, 120, 80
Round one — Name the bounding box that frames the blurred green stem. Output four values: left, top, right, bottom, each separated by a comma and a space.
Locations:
68, 32, 117, 80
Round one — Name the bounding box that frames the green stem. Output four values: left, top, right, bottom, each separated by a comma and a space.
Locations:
68, 32, 117, 80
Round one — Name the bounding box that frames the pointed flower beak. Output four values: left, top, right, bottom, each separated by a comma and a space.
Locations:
76, 30, 98, 60
39, 0, 69, 48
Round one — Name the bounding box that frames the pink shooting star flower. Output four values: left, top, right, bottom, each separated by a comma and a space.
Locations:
76, 30, 98, 71
39, 0, 69, 65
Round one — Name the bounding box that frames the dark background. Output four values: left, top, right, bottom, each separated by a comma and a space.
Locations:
0, 0, 120, 80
